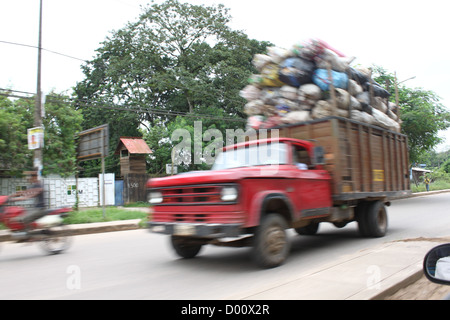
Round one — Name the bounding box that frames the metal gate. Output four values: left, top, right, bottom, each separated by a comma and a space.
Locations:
115, 180, 124, 206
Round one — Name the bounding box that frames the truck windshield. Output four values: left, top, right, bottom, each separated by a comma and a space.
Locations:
212, 142, 288, 171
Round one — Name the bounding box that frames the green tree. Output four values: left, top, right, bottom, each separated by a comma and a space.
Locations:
373, 66, 450, 164
144, 106, 246, 174
0, 95, 32, 176
74, 0, 270, 175
0, 93, 83, 177
43, 94, 83, 176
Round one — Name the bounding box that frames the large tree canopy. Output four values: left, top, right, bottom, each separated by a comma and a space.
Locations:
74, 0, 270, 175
75, 0, 270, 125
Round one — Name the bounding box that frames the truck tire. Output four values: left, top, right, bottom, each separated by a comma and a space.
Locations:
359, 201, 388, 238
295, 222, 319, 235
252, 213, 290, 268
170, 236, 203, 259
356, 201, 370, 236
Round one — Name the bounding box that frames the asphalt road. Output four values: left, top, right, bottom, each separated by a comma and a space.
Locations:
0, 192, 449, 300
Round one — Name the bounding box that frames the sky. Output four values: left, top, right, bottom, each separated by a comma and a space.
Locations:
1, 0, 450, 151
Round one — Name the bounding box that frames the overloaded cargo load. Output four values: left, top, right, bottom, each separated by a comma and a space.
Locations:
241, 39, 401, 133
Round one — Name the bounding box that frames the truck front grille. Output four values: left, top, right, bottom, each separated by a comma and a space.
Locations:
150, 184, 243, 224
154, 184, 238, 206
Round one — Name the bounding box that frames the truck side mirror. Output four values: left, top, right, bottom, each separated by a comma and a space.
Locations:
312, 146, 325, 165
423, 243, 450, 285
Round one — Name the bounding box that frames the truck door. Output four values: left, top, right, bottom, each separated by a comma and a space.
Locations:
290, 143, 332, 221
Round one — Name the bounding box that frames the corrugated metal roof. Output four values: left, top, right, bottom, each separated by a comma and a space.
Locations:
115, 137, 152, 155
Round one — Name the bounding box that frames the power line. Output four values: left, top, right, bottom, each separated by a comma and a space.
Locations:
0, 88, 246, 123
0, 40, 87, 62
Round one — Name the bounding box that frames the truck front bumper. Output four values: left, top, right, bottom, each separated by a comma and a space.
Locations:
148, 221, 243, 238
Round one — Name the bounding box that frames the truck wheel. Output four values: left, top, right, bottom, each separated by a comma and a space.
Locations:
356, 201, 370, 236
252, 214, 290, 268
360, 201, 388, 238
170, 236, 203, 259
295, 222, 319, 235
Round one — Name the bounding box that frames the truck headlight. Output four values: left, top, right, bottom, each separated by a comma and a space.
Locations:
220, 186, 238, 202
148, 191, 163, 204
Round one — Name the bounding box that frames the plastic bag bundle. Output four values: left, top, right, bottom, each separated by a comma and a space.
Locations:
261, 115, 282, 129
281, 111, 311, 124
332, 88, 350, 109
280, 85, 298, 100
347, 80, 363, 96
276, 102, 291, 116
298, 84, 322, 109
252, 54, 273, 71
311, 100, 334, 119
372, 108, 400, 132
260, 104, 277, 117
350, 110, 374, 124
261, 88, 282, 105
240, 85, 262, 101
259, 64, 285, 87
348, 67, 369, 85
291, 39, 325, 60
364, 82, 391, 99
276, 98, 300, 110
373, 97, 388, 113
267, 47, 292, 64
278, 57, 315, 87
312, 69, 349, 91
247, 115, 264, 130
349, 96, 362, 111
315, 49, 355, 72
244, 38, 402, 132
244, 100, 264, 116
299, 84, 322, 100
386, 108, 398, 121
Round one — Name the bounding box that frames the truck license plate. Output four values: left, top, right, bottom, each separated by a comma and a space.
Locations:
174, 224, 195, 236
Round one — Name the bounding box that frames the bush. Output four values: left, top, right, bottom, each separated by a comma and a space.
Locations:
443, 159, 450, 174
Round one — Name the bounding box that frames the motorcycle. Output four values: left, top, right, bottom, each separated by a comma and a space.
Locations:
0, 195, 73, 254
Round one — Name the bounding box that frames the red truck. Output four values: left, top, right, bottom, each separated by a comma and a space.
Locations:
147, 116, 410, 268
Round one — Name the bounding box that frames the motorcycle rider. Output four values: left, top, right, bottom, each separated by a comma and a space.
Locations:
10, 170, 46, 227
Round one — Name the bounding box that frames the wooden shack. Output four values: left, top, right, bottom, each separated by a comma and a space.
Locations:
114, 137, 152, 178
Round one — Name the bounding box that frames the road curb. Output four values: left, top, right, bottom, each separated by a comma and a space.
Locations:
0, 219, 142, 242
369, 269, 424, 300
66, 219, 142, 236
394, 189, 450, 200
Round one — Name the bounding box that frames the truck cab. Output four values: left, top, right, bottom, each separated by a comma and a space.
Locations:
147, 137, 332, 268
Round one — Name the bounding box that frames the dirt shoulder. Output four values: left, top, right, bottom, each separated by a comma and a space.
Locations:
385, 236, 450, 300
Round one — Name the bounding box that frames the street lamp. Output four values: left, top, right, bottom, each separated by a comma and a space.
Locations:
394, 73, 416, 116
398, 76, 416, 85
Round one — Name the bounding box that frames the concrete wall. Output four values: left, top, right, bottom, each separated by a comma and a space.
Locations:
0, 174, 115, 209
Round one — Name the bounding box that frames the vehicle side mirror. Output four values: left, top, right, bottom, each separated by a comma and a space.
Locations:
423, 243, 450, 285
312, 146, 325, 166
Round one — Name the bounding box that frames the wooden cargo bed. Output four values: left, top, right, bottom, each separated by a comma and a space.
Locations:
273, 116, 411, 201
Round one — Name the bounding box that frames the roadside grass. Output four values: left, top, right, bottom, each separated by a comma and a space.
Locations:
411, 180, 450, 193
0, 206, 149, 230
64, 206, 148, 225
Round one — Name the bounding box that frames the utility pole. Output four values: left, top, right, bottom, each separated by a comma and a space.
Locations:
34, 0, 43, 179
